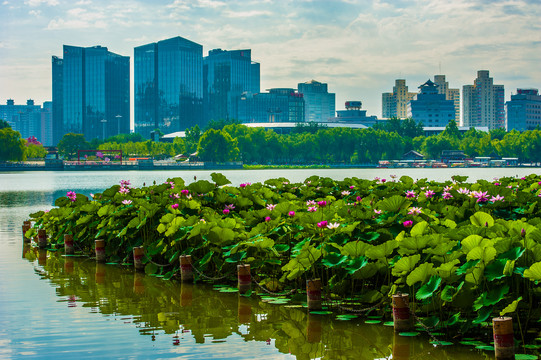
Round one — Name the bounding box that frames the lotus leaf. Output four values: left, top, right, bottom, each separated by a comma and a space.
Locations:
210, 172, 231, 186
321, 253, 348, 268
416, 275, 442, 300
345, 256, 368, 274
500, 297, 522, 316
365, 240, 398, 260
470, 211, 495, 227
407, 263, 434, 286
524, 261, 541, 281
410, 221, 429, 237
456, 259, 480, 276
472, 306, 493, 324
391, 254, 420, 277
341, 241, 371, 258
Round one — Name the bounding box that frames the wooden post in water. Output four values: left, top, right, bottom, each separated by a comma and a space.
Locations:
38, 249, 47, 266
180, 283, 193, 307
95, 239, 106, 262
306, 278, 322, 311
180, 255, 193, 282
493, 317, 514, 359
238, 295, 252, 324
133, 247, 144, 271
22, 221, 31, 243
306, 314, 322, 343
95, 262, 106, 284
64, 234, 74, 255
64, 257, 74, 274
393, 332, 411, 360
237, 264, 251, 294
37, 229, 47, 249
133, 272, 145, 295
392, 293, 412, 332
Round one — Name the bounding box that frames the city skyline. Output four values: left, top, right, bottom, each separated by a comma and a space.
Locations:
1, 0, 540, 128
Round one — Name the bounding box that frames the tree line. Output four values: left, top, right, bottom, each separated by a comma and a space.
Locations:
2, 117, 541, 164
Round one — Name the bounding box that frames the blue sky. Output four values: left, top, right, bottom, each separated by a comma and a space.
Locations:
1, 0, 540, 123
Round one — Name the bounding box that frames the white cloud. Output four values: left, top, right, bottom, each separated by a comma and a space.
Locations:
76, 0, 92, 4
28, 9, 40, 16
24, 0, 59, 6
223, 10, 273, 18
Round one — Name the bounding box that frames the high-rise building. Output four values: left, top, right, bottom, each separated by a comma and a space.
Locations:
382, 79, 416, 119
433, 75, 460, 125
237, 88, 304, 123
203, 49, 260, 123
134, 36, 203, 138
40, 101, 53, 147
407, 80, 455, 127
0, 99, 42, 140
506, 88, 541, 131
297, 80, 335, 122
52, 45, 130, 141
462, 70, 505, 130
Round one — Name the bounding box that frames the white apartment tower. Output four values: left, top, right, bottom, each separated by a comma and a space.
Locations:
382, 79, 416, 119
434, 75, 460, 125
462, 70, 505, 130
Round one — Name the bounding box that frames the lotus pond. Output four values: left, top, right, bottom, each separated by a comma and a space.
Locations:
18, 170, 541, 358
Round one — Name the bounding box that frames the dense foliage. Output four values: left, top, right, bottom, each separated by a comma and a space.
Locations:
27, 173, 541, 339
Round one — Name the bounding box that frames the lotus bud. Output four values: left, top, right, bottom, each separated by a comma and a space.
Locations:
521, 228, 526, 237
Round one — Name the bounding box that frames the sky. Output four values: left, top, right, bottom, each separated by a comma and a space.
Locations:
1, 0, 541, 125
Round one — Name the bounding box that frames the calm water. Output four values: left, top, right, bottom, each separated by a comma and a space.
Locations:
2, 168, 538, 359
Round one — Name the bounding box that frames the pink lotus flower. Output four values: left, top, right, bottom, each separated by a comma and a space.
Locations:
390, 174, 397, 179
223, 209, 230, 215
171, 204, 179, 210
457, 188, 470, 195
407, 207, 422, 215
288, 211, 295, 217
122, 199, 132, 205
239, 183, 248, 188
341, 190, 350, 196
181, 189, 189, 195
349, 185, 355, 189
120, 179, 131, 187
265, 216, 271, 222
225, 204, 235, 210
327, 222, 340, 229
317, 220, 328, 228
308, 206, 317, 212
356, 196, 362, 202
490, 195, 505, 202
306, 200, 316, 206
66, 191, 76, 201
317, 201, 327, 207
424, 190, 435, 198
405, 190, 416, 199
403, 220, 413, 228
494, 182, 500, 186
374, 209, 382, 215
472, 191, 489, 203
173, 193, 180, 199
119, 187, 130, 195
266, 204, 276, 211
442, 192, 453, 200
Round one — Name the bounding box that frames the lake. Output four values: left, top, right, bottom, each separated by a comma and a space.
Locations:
1, 168, 538, 359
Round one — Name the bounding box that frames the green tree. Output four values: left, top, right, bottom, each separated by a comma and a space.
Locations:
0, 119, 11, 130
185, 125, 202, 154
442, 120, 462, 139
0, 127, 25, 161
197, 129, 239, 162
57, 133, 90, 159
24, 142, 48, 159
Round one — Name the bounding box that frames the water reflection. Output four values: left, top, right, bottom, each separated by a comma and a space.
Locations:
22, 249, 492, 360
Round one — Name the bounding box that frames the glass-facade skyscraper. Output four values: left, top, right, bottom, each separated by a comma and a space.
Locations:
237, 88, 305, 123
297, 80, 335, 122
135, 36, 203, 138
52, 45, 130, 142
203, 48, 260, 123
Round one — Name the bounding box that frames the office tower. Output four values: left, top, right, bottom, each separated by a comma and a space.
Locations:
203, 49, 260, 123
507, 88, 541, 131
297, 80, 335, 122
0, 99, 42, 140
433, 75, 460, 125
463, 70, 505, 130
382, 79, 416, 119
407, 80, 455, 127
40, 101, 53, 147
135, 36, 203, 138
51, 45, 130, 141
237, 88, 305, 123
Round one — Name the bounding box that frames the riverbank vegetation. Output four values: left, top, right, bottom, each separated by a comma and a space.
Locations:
25, 172, 541, 343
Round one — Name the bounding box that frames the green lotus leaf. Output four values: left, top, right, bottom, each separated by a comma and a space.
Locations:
421, 315, 440, 328
407, 262, 434, 286
445, 312, 460, 327
322, 253, 348, 268
359, 289, 383, 303
210, 172, 231, 186
466, 246, 497, 263
416, 275, 442, 300
472, 306, 493, 324
341, 241, 371, 258
352, 262, 378, 279
456, 259, 481, 276
500, 297, 522, 316
470, 211, 494, 227
207, 226, 235, 245
440, 281, 464, 302
484, 259, 507, 281
442, 219, 457, 229
144, 262, 158, 275
461, 235, 491, 253
436, 259, 461, 278
392, 254, 420, 277
399, 236, 430, 253
274, 244, 290, 253
188, 180, 215, 194
497, 246, 525, 261
377, 195, 410, 213
225, 250, 247, 263
524, 261, 541, 281
424, 241, 457, 256
410, 221, 429, 237
359, 231, 380, 242
365, 240, 398, 260
345, 256, 368, 274
399, 332, 420, 337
